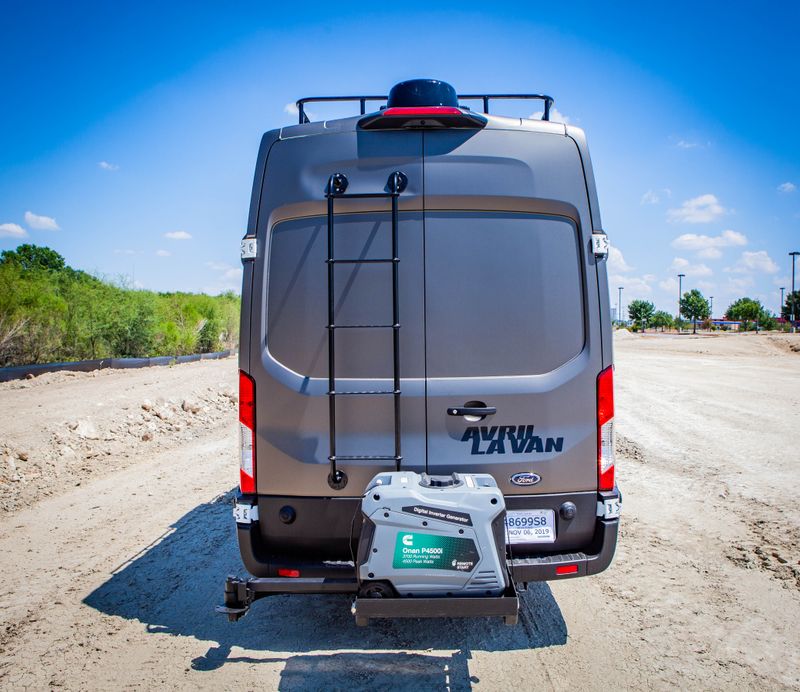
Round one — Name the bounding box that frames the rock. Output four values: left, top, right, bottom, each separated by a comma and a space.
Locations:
73, 419, 100, 440
141, 432, 153, 442
17, 451, 29, 462
25, 373, 35, 380
59, 446, 78, 462
154, 407, 172, 421
181, 399, 201, 414
141, 400, 153, 411
4, 455, 17, 474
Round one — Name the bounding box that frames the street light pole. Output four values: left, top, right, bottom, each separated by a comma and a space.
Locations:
780, 287, 785, 320
618, 286, 624, 324
791, 252, 799, 333
677, 273, 685, 333
709, 296, 713, 330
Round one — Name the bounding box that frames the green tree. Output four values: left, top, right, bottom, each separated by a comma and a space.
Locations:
726, 297, 765, 332
0, 244, 66, 272
651, 310, 674, 332
680, 289, 710, 334
627, 299, 655, 332
782, 290, 800, 325
0, 244, 240, 366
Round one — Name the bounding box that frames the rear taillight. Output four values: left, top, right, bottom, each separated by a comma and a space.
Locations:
597, 365, 615, 491
239, 370, 256, 494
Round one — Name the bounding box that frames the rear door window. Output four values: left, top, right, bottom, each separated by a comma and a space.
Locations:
424, 212, 585, 377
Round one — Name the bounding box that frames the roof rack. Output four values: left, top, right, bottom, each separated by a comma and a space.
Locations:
295, 93, 554, 125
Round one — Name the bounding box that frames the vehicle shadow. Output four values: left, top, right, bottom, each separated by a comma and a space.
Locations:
84, 491, 568, 689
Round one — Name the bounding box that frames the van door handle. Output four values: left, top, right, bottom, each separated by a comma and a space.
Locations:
448, 406, 497, 417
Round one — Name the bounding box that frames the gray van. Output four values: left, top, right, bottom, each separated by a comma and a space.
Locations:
221, 80, 620, 623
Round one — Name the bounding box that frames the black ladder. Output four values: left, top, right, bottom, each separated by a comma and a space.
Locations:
325, 171, 407, 490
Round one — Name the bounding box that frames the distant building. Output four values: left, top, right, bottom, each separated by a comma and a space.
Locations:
710, 319, 740, 330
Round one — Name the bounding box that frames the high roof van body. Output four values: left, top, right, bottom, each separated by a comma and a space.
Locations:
229, 80, 620, 608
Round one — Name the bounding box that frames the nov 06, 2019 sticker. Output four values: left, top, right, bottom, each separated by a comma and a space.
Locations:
392, 532, 478, 571
505, 509, 556, 544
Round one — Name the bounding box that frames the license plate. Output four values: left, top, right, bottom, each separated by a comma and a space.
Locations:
505, 509, 556, 544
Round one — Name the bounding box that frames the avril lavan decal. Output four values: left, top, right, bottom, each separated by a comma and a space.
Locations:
461, 425, 564, 455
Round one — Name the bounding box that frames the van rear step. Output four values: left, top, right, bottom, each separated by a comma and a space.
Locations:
353, 587, 519, 627
215, 575, 519, 625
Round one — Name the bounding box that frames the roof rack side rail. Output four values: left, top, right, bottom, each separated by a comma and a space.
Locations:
458, 94, 554, 120
295, 93, 555, 124
296, 96, 387, 124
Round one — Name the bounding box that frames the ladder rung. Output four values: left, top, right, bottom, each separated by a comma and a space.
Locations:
328, 390, 400, 396
328, 324, 399, 329
331, 455, 403, 461
327, 192, 399, 199
328, 258, 397, 264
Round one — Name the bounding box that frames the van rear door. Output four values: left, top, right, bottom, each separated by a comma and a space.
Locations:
253, 130, 427, 496
422, 129, 603, 494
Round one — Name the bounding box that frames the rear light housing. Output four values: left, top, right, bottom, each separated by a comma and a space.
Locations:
358, 106, 487, 130
239, 370, 256, 494
597, 365, 615, 491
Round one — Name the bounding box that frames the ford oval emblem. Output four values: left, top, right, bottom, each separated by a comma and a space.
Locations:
510, 472, 542, 487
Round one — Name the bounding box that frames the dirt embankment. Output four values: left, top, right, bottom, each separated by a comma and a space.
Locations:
0, 334, 798, 690
0, 361, 238, 513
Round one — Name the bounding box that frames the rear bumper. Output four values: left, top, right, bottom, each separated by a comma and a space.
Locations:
233, 490, 620, 583
508, 516, 618, 582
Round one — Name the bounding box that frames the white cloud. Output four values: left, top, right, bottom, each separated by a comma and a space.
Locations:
659, 277, 678, 292
670, 257, 713, 277
608, 246, 633, 273
284, 102, 299, 116
206, 261, 242, 281
667, 194, 726, 224
530, 106, 570, 124
726, 276, 754, 293
640, 190, 660, 205
155, 249, 171, 257
24, 211, 60, 231
674, 138, 711, 150
773, 275, 790, 287
164, 231, 192, 240
671, 229, 747, 259
726, 250, 779, 275
0, 222, 27, 238
696, 280, 715, 293
98, 161, 119, 171
641, 188, 672, 205
778, 181, 796, 193
609, 273, 652, 296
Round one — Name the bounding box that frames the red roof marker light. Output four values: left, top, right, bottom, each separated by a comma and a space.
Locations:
382, 106, 463, 117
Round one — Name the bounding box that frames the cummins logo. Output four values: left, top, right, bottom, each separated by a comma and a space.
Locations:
402, 534, 414, 546
510, 472, 542, 487
461, 425, 564, 455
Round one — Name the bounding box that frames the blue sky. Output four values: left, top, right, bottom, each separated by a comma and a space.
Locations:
1, 1, 798, 314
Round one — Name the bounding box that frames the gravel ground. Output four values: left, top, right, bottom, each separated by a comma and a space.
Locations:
0, 334, 798, 690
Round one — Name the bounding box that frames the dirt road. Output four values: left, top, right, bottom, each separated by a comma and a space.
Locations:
1, 334, 798, 690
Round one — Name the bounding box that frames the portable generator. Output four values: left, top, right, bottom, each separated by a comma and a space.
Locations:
356, 472, 509, 598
